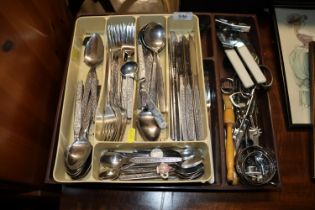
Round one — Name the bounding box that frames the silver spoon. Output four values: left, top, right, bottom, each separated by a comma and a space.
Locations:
65, 33, 104, 178
84, 33, 104, 67
100, 152, 127, 168
141, 22, 166, 111
99, 166, 120, 180
99, 152, 129, 180
137, 110, 160, 141
121, 61, 138, 77
180, 147, 203, 161
136, 80, 163, 141
121, 61, 138, 119
142, 22, 166, 54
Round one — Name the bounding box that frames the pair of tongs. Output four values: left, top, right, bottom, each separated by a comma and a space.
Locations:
216, 18, 266, 89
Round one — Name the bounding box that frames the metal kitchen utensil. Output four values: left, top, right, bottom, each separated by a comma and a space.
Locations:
140, 22, 166, 111
64, 33, 103, 179
216, 18, 266, 88
235, 146, 277, 185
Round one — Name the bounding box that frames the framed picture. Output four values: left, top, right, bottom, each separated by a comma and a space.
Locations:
274, 7, 315, 128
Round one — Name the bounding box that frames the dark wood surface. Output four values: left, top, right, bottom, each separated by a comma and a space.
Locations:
1, 1, 315, 208
58, 10, 315, 210
310, 41, 315, 179
0, 0, 72, 188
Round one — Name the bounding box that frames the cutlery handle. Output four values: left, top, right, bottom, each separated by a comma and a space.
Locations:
119, 172, 161, 181
137, 44, 146, 81
81, 69, 98, 135
140, 87, 167, 129
156, 54, 166, 112
129, 157, 182, 164
235, 42, 266, 84
74, 81, 83, 139
149, 53, 158, 104
126, 77, 134, 119
224, 48, 254, 88
223, 95, 236, 184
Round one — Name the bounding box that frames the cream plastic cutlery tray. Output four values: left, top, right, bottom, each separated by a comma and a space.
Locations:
53, 14, 214, 183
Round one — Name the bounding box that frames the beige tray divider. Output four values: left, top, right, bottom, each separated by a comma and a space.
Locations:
163, 15, 170, 142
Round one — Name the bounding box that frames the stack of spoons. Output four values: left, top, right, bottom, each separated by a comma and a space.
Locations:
98, 147, 204, 181
64, 33, 104, 179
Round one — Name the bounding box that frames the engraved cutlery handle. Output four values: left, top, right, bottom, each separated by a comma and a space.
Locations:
74, 81, 83, 139
126, 78, 134, 119
156, 55, 166, 112
137, 44, 146, 81
81, 69, 98, 136
119, 172, 161, 181
139, 84, 167, 129
129, 157, 182, 164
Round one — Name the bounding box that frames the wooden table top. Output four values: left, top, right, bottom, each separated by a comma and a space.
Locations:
59, 10, 315, 210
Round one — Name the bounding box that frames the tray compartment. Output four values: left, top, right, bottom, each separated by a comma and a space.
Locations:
92, 141, 212, 183
53, 16, 107, 182
212, 13, 280, 188
135, 15, 169, 142
94, 15, 137, 143
166, 15, 209, 141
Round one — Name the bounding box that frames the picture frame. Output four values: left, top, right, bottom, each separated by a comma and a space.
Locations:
273, 6, 315, 128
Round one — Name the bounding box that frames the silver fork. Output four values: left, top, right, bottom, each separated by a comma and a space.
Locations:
102, 51, 120, 141
103, 23, 134, 141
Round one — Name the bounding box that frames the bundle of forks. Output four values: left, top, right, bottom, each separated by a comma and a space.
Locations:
101, 22, 135, 142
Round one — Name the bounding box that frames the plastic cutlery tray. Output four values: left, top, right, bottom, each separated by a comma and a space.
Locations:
53, 14, 214, 184
51, 13, 280, 190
